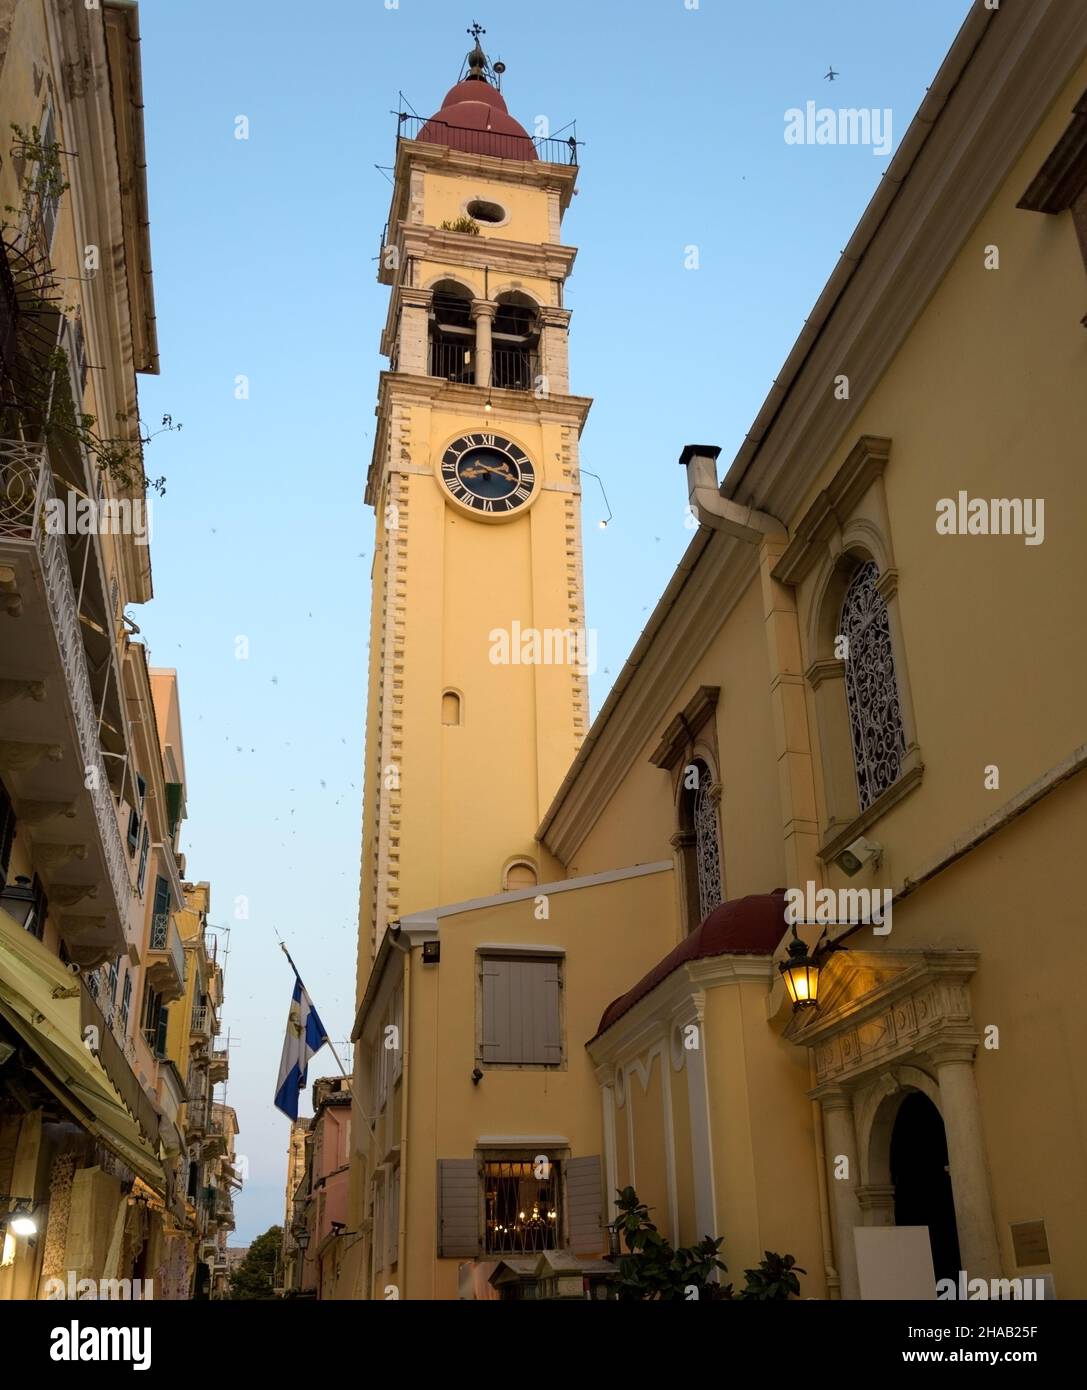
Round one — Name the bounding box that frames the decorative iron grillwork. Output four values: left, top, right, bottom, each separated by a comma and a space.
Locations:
483, 1160, 558, 1254
694, 772, 723, 920
840, 560, 907, 811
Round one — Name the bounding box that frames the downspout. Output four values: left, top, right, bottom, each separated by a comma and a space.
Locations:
395, 939, 410, 1296
679, 445, 787, 542
385, 923, 411, 1297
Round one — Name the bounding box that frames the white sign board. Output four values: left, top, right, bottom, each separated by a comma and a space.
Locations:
855, 1226, 936, 1300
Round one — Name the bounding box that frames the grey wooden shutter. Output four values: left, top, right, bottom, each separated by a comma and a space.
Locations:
480, 957, 508, 1063
437, 1159, 479, 1258
565, 1155, 604, 1254
481, 956, 562, 1065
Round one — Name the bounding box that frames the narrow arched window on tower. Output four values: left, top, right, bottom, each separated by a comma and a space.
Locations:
441, 690, 461, 726
492, 292, 539, 391
429, 281, 475, 383
840, 560, 908, 812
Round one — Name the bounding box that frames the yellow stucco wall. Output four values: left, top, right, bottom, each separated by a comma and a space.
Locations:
423, 174, 553, 247
570, 571, 784, 905
385, 864, 675, 1298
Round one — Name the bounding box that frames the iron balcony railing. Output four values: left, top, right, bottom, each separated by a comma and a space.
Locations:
491, 347, 539, 392
150, 912, 186, 984
0, 438, 130, 928
429, 337, 474, 384
395, 113, 579, 165
0, 244, 17, 376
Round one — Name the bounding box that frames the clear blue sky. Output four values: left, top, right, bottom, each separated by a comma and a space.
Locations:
132, 0, 972, 1242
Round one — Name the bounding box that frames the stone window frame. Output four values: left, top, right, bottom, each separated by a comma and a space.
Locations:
1017, 86, 1087, 324
773, 437, 923, 865
649, 686, 724, 935
461, 196, 511, 229
501, 857, 538, 892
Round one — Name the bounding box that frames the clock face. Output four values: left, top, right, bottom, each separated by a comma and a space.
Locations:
439, 434, 536, 516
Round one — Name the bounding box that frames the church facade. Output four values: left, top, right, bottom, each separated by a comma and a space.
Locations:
338, 4, 1087, 1301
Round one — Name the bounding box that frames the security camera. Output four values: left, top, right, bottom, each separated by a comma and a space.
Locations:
835, 836, 882, 876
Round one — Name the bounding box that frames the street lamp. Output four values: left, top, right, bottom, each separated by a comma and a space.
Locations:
5, 1200, 37, 1237
779, 929, 821, 1010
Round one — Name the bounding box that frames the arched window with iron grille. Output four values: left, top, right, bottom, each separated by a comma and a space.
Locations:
839, 560, 908, 812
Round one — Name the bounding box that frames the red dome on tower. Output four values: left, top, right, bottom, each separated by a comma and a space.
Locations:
417, 39, 537, 161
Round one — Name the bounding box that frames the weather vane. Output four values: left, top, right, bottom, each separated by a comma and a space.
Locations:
468, 22, 485, 43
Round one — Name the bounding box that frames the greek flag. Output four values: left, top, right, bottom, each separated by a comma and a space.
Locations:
274, 970, 330, 1120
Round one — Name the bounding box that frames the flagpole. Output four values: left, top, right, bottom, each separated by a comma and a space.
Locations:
277, 937, 349, 1077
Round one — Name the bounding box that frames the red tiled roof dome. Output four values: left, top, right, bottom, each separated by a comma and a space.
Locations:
594, 890, 789, 1038
418, 76, 537, 162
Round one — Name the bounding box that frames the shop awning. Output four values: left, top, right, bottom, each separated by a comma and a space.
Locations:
0, 907, 167, 1194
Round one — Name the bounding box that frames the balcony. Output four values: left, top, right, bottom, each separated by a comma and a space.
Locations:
185, 1098, 207, 1137
145, 911, 185, 1001
0, 438, 130, 967
190, 1003, 210, 1039
208, 1044, 229, 1084
394, 113, 579, 165
203, 1111, 227, 1158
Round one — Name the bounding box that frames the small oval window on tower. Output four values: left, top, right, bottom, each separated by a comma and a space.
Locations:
441, 690, 462, 726
466, 198, 506, 225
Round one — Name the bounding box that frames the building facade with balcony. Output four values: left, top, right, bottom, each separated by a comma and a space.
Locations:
0, 1, 231, 1301
281, 1078, 350, 1300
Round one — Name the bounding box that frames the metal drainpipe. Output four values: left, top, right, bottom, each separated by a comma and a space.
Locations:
395, 942, 410, 1295
679, 444, 787, 542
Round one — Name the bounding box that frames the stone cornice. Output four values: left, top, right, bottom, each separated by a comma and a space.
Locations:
397, 224, 578, 285
785, 948, 981, 1089
587, 954, 773, 1060
1017, 86, 1087, 211
539, 531, 757, 864
648, 686, 721, 771
772, 436, 891, 586
721, 1, 1087, 527
392, 136, 579, 210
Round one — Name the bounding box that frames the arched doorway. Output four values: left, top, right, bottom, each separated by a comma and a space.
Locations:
890, 1091, 961, 1284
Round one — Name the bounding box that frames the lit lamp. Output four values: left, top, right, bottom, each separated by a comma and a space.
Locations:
0, 877, 36, 931
779, 929, 820, 1010
6, 1200, 37, 1237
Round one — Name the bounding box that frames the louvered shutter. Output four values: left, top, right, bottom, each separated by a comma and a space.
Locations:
437, 1158, 479, 1258
525, 957, 562, 1066
38, 107, 60, 252
565, 1155, 604, 1255
480, 955, 562, 1065
480, 957, 509, 1064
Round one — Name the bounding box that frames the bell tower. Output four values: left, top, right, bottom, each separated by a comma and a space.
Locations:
358, 33, 591, 981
